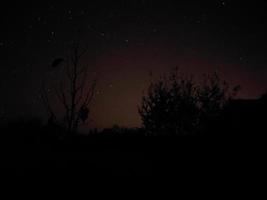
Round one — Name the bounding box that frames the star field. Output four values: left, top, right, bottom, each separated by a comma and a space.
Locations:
1, 0, 267, 128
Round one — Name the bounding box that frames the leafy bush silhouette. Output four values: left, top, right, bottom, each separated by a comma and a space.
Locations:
139, 68, 240, 136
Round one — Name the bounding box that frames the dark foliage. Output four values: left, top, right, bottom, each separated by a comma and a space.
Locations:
139, 69, 240, 135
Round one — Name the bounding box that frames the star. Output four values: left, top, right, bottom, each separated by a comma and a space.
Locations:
152, 28, 158, 33
68, 10, 73, 20
49, 5, 55, 10
80, 10, 86, 15
239, 57, 246, 63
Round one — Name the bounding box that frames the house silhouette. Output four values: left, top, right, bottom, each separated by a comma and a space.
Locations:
215, 97, 267, 136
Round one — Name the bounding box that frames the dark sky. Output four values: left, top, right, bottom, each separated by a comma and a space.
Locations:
1, 0, 267, 128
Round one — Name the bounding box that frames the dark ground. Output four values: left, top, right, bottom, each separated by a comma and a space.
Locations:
1, 130, 264, 178
1, 97, 266, 178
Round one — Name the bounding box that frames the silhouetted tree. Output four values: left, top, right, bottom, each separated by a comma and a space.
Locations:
41, 42, 96, 134
139, 68, 240, 135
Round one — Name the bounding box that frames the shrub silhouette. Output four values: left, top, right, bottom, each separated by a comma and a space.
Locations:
139, 68, 240, 136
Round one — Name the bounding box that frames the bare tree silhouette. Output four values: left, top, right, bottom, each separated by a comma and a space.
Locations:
41, 42, 96, 134
139, 68, 240, 135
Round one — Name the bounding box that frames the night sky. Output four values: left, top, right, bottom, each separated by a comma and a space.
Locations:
1, 0, 267, 129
